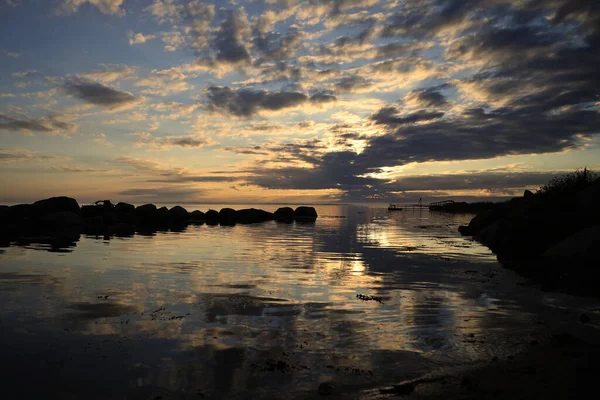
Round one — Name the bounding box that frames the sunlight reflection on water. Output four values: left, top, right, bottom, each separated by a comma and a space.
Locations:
0, 205, 572, 399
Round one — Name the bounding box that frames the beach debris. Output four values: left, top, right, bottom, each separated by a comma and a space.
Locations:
356, 293, 384, 303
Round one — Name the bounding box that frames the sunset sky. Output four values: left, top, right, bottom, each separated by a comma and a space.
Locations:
1, 0, 599, 204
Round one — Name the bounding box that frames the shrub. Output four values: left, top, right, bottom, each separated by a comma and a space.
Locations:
538, 168, 598, 197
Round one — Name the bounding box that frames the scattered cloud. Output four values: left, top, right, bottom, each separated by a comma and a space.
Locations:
128, 31, 156, 45
63, 79, 143, 110
58, 0, 126, 16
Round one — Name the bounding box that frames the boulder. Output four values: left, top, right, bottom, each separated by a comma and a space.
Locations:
7, 204, 33, 222
458, 225, 472, 236
190, 210, 205, 221
205, 209, 219, 224
0, 205, 9, 221
294, 206, 318, 221
542, 226, 600, 259
156, 206, 170, 224
219, 208, 237, 225
274, 207, 295, 222
524, 189, 534, 197
467, 205, 508, 234
33, 196, 80, 216
42, 211, 83, 228
169, 205, 189, 221
80, 205, 100, 219
83, 216, 104, 234
135, 204, 157, 222
236, 208, 274, 224
115, 202, 135, 214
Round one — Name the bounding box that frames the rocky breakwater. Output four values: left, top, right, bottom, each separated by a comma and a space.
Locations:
459, 173, 600, 294
0, 197, 319, 245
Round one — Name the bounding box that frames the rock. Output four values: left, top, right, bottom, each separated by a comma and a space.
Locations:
6, 204, 33, 222
219, 208, 236, 225
205, 209, 219, 224
294, 206, 318, 221
0, 205, 9, 220
135, 204, 157, 222
83, 216, 104, 234
236, 208, 274, 224
477, 221, 502, 250
113, 223, 135, 237
318, 382, 335, 396
542, 226, 600, 259
33, 196, 80, 215
524, 189, 534, 197
274, 207, 295, 222
42, 211, 83, 227
458, 225, 472, 236
115, 202, 135, 214
190, 210, 205, 221
80, 205, 100, 219
169, 205, 189, 221
156, 207, 169, 224
467, 205, 507, 234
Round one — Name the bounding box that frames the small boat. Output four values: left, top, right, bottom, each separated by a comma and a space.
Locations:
387, 203, 403, 211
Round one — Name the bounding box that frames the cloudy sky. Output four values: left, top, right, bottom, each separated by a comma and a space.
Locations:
1, 0, 599, 204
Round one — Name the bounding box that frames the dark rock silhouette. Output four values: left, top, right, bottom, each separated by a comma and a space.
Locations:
274, 207, 295, 222
219, 208, 237, 225
33, 196, 80, 215
169, 205, 189, 221
190, 210, 205, 222
236, 208, 274, 224
135, 204, 157, 222
1, 197, 319, 247
205, 209, 219, 224
294, 206, 318, 221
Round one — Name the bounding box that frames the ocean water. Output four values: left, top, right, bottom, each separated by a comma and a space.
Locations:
0, 205, 596, 399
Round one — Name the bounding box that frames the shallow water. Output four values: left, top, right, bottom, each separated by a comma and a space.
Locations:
1, 205, 598, 399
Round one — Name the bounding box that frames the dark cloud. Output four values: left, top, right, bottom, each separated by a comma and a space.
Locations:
0, 113, 76, 134
204, 86, 335, 117
147, 175, 242, 183
404, 87, 449, 108
64, 79, 141, 109
254, 28, 304, 62
0, 148, 63, 162
333, 75, 372, 93
214, 9, 251, 64
369, 107, 445, 125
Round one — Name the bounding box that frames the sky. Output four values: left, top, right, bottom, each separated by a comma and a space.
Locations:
1, 0, 599, 205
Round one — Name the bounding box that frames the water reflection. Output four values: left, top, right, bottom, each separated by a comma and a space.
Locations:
0, 205, 569, 398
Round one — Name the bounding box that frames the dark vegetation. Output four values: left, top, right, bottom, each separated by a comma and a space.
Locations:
458, 169, 600, 295
0, 197, 318, 247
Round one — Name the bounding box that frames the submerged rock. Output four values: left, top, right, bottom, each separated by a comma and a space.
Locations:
294, 206, 318, 221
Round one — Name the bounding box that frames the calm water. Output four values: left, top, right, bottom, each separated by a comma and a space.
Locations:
1, 205, 597, 399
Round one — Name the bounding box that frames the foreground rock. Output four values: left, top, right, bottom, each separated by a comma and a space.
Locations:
461, 176, 600, 295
